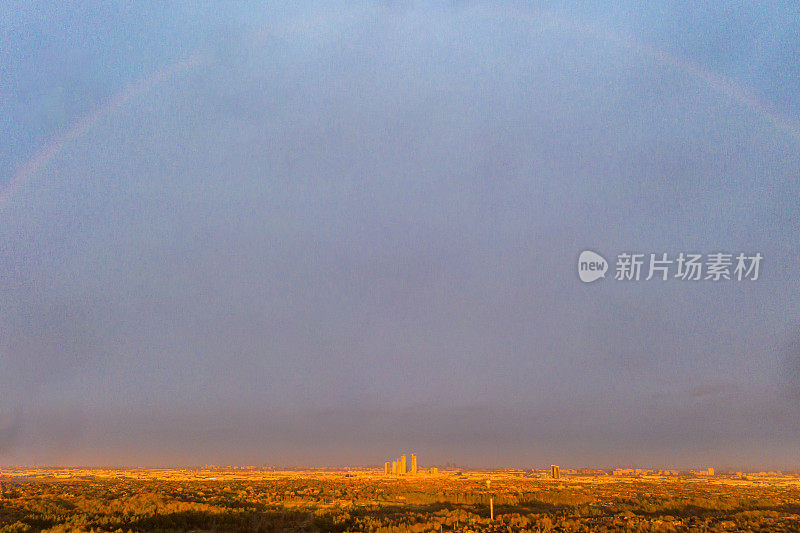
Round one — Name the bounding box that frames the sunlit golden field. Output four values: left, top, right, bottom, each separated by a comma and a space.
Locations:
1, 468, 799, 532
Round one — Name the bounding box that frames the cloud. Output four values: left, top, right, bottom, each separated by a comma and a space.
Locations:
690, 382, 739, 399
0, 3, 798, 468
0, 298, 108, 393
778, 332, 800, 401
0, 410, 21, 455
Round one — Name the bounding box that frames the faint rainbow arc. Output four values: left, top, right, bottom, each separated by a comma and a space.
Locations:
532, 11, 800, 145
0, 53, 203, 210
3, 17, 799, 212
613, 32, 800, 144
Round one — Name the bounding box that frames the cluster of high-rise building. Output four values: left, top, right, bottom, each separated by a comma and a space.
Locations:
384, 453, 418, 475
611, 467, 715, 477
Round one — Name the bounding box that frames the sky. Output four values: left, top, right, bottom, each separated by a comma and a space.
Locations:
1, 2, 799, 470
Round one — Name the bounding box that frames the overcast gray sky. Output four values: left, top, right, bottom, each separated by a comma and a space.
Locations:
1, 2, 799, 470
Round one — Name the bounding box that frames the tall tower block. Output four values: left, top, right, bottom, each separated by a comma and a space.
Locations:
411, 454, 417, 474
384, 462, 391, 475
550, 465, 560, 479
400, 455, 407, 474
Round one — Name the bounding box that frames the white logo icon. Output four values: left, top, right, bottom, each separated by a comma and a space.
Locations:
578, 250, 608, 283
